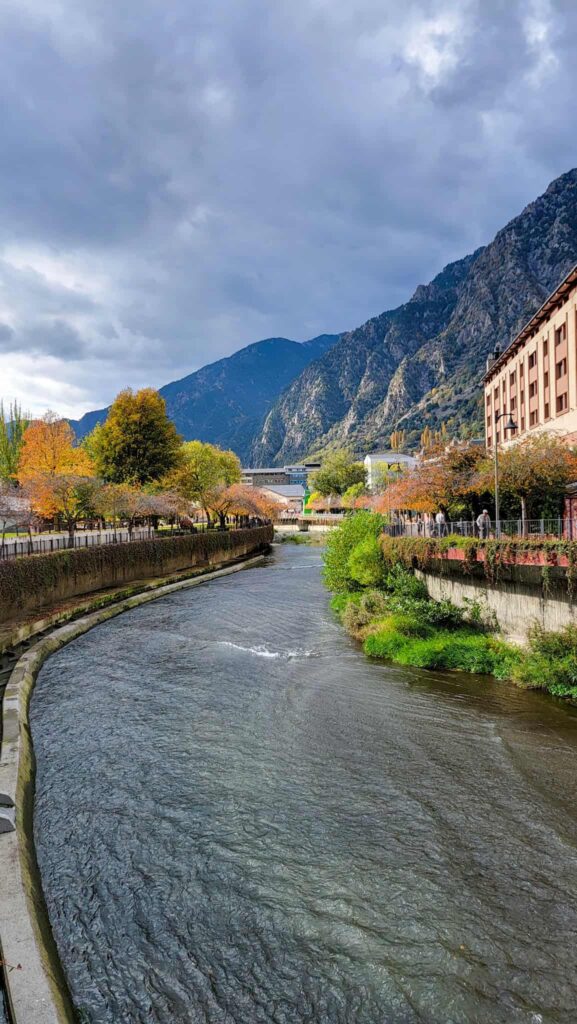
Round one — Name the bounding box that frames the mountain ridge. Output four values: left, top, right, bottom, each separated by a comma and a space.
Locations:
69, 333, 339, 463
251, 168, 577, 464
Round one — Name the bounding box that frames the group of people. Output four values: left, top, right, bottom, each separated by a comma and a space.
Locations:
388, 509, 493, 539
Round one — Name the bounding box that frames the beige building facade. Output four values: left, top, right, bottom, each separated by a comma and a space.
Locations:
483, 264, 577, 447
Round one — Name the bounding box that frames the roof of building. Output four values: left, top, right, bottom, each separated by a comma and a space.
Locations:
483, 262, 577, 384
261, 484, 305, 498
242, 467, 288, 474
364, 450, 416, 464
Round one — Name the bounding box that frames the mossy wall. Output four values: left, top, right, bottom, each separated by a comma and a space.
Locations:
0, 526, 273, 624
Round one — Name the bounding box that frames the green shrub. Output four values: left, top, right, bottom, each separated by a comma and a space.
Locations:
385, 564, 428, 600
512, 624, 577, 695
364, 625, 408, 659
348, 535, 386, 588
342, 599, 374, 634
323, 510, 386, 592
359, 590, 390, 617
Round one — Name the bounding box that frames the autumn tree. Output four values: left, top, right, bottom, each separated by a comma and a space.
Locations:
213, 483, 279, 526
18, 412, 93, 482
0, 401, 29, 481
309, 450, 366, 497
375, 442, 486, 518
89, 388, 181, 485
389, 429, 406, 451
164, 441, 241, 524
0, 482, 35, 553
474, 434, 577, 526
24, 474, 100, 545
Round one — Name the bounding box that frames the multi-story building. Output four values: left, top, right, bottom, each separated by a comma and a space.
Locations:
242, 463, 321, 487
483, 263, 577, 447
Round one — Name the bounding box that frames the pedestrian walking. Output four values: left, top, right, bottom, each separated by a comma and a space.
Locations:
435, 509, 447, 537
476, 508, 491, 540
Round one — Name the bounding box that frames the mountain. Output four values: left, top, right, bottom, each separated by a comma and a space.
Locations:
250, 168, 577, 464
70, 333, 339, 462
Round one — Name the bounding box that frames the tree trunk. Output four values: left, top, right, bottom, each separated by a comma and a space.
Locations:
520, 495, 527, 537
67, 521, 75, 548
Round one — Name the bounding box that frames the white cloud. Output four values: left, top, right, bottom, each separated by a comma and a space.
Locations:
0, 0, 575, 418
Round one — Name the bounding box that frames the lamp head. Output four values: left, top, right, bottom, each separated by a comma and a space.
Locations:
504, 415, 517, 432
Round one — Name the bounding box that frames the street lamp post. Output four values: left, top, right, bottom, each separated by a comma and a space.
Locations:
493, 409, 518, 537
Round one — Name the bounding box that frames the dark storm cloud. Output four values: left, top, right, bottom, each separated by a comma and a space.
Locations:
0, 0, 575, 415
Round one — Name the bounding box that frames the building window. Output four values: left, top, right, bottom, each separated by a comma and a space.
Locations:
555, 323, 567, 346
543, 338, 548, 356
486, 394, 490, 408
510, 396, 516, 411
529, 381, 537, 398
510, 371, 516, 386
520, 363, 524, 378
530, 410, 538, 426
545, 402, 550, 419
529, 351, 537, 368
544, 370, 549, 388
556, 393, 568, 414
556, 358, 567, 379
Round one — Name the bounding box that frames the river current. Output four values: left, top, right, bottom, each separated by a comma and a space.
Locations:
31, 544, 577, 1023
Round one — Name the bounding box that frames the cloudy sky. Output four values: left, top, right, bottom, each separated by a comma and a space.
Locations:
0, 0, 576, 417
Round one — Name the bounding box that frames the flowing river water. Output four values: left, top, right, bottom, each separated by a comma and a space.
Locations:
30, 544, 577, 1024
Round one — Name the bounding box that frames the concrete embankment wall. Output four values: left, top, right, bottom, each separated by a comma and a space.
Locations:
417, 558, 576, 642
0, 526, 273, 625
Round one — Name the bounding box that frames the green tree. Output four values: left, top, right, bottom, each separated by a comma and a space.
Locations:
89, 389, 182, 484
323, 510, 386, 592
164, 440, 241, 524
310, 449, 366, 497
0, 400, 29, 480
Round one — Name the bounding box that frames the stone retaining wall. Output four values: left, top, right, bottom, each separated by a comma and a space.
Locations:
0, 526, 273, 624
417, 557, 576, 642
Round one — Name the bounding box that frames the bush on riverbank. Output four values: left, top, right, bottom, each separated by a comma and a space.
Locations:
324, 511, 577, 698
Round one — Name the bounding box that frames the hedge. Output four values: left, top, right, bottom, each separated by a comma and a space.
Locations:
0, 525, 273, 612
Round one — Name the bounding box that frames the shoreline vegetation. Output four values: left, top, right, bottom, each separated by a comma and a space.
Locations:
324, 511, 577, 700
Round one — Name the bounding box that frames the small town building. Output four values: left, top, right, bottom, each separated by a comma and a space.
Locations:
483, 263, 577, 447
364, 451, 417, 490
259, 484, 305, 514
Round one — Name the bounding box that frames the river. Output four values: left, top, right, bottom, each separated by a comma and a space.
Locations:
30, 544, 577, 1023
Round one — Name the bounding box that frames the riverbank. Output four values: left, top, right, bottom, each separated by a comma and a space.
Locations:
325, 511, 577, 700
0, 547, 272, 1024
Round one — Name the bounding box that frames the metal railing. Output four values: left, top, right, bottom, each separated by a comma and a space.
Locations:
383, 518, 577, 541
0, 526, 153, 561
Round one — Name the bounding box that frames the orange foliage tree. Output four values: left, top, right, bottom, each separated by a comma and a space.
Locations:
374, 442, 487, 518
472, 434, 577, 525
17, 412, 96, 539
18, 413, 93, 482
23, 474, 100, 544
208, 483, 278, 528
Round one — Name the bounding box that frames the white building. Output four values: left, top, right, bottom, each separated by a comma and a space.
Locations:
364, 451, 416, 491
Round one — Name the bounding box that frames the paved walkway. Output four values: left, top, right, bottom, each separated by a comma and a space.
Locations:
1, 528, 150, 558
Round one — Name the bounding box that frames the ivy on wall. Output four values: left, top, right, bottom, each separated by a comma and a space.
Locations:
380, 533, 577, 596
0, 526, 273, 613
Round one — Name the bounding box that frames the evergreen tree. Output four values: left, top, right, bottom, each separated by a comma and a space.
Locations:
0, 400, 29, 480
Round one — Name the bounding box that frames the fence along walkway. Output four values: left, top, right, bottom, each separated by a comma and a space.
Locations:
384, 518, 577, 540
0, 527, 152, 561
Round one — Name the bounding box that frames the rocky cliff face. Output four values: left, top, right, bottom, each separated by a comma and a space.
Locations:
251, 169, 577, 464
70, 333, 339, 463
